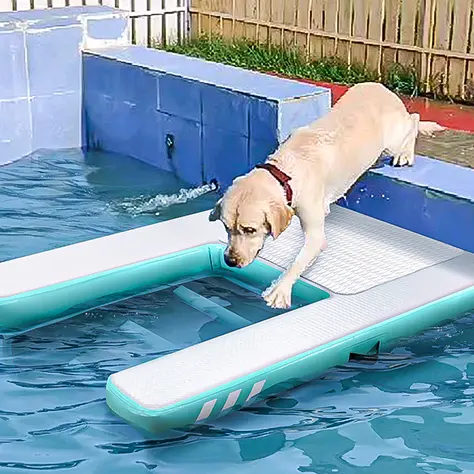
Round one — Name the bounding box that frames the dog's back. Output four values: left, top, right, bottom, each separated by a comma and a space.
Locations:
276, 83, 409, 204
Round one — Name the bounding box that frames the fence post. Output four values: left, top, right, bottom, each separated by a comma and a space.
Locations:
184, 0, 191, 40
420, 0, 433, 94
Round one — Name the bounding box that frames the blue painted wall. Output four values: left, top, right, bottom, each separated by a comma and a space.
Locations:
83, 46, 331, 188
340, 155, 474, 254
0, 6, 129, 166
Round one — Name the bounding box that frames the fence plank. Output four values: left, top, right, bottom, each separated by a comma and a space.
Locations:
195, 0, 210, 35
257, 0, 270, 42
118, 0, 132, 14
382, 0, 400, 66
365, 0, 383, 73
190, 11, 200, 38
336, 0, 352, 62
51, 0, 68, 7
448, 0, 471, 98
467, 1, 474, 100
322, 0, 337, 57
150, 0, 163, 46
133, 0, 149, 45
269, 0, 284, 46
309, 0, 323, 59
352, 0, 368, 65
295, 0, 310, 54
0, 0, 12, 11
33, 0, 48, 8
208, 0, 220, 34
430, 0, 451, 96
244, 0, 258, 40
420, 0, 434, 92
398, 0, 420, 71
200, 14, 211, 37
221, 0, 233, 38
233, 0, 245, 38
282, 0, 296, 46
15, 0, 31, 9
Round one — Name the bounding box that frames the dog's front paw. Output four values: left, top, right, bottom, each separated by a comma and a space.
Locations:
262, 282, 292, 309
321, 236, 328, 252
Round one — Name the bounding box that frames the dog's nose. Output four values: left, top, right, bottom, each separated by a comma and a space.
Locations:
224, 253, 238, 267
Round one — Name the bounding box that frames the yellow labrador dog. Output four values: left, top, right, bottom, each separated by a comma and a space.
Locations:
209, 82, 445, 309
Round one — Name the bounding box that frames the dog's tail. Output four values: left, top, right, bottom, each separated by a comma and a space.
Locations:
418, 121, 446, 137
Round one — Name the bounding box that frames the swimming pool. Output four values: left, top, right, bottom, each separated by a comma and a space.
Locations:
1, 148, 473, 473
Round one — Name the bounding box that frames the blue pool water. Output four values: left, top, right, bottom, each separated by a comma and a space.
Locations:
1, 149, 473, 473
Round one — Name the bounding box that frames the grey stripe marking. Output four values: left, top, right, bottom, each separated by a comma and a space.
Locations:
223, 389, 241, 410
246, 380, 266, 402
196, 399, 216, 422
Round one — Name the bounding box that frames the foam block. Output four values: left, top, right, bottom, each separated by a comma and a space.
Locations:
0, 29, 28, 101
31, 92, 83, 150
0, 6, 130, 165
26, 23, 83, 97
0, 99, 32, 165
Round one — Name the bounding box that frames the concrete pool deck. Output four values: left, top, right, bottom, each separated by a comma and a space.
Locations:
304, 78, 474, 169
416, 130, 474, 169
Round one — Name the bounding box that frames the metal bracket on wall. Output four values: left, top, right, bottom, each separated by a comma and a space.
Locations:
166, 133, 175, 160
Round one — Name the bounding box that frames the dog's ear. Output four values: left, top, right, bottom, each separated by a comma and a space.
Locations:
265, 202, 293, 239
209, 198, 222, 222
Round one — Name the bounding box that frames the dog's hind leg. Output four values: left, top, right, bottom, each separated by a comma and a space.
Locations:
391, 113, 419, 167
419, 121, 446, 136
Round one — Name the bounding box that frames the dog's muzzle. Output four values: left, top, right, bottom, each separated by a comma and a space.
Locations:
224, 253, 239, 267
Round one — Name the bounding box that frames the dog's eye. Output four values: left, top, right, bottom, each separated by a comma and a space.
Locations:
242, 226, 257, 234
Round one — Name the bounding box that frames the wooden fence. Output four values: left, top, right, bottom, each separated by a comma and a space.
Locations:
190, 0, 474, 101
0, 0, 188, 45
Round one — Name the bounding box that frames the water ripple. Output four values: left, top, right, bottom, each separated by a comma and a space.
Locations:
0, 149, 473, 473
0, 460, 86, 470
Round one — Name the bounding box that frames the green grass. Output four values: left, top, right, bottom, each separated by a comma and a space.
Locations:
157, 35, 422, 97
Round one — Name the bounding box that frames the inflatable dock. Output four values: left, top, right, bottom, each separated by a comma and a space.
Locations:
0, 206, 473, 433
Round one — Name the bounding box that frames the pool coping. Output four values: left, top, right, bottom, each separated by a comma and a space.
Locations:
269, 75, 474, 133
369, 154, 474, 204
84, 46, 329, 103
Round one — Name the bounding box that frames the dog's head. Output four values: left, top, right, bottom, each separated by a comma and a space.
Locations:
209, 175, 293, 268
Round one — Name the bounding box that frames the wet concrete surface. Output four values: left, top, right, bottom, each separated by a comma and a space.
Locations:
416, 130, 474, 168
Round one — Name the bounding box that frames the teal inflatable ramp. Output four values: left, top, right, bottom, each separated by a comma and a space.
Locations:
0, 207, 473, 434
